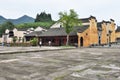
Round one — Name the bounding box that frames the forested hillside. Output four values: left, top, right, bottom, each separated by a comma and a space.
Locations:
0, 12, 55, 37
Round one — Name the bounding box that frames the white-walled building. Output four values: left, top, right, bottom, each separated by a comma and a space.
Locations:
0, 27, 36, 43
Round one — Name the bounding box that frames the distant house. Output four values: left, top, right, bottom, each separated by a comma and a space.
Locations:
24, 26, 47, 42
0, 26, 48, 43
0, 28, 27, 43
34, 26, 47, 31
38, 20, 89, 46
50, 22, 62, 28
0, 27, 36, 43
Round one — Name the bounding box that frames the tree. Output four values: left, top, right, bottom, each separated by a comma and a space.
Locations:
35, 14, 39, 22
59, 9, 80, 46
0, 21, 15, 37
35, 12, 52, 22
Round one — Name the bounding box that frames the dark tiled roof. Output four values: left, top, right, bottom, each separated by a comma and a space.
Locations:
89, 16, 96, 19
79, 18, 89, 23
116, 26, 120, 32
97, 21, 111, 30
79, 16, 96, 23
97, 22, 102, 30
39, 28, 67, 37
39, 26, 89, 37
77, 25, 89, 33
25, 31, 43, 37
110, 19, 115, 22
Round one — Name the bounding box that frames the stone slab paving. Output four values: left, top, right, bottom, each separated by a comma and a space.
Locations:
0, 47, 120, 80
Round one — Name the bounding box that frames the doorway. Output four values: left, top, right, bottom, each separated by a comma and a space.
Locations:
80, 37, 83, 47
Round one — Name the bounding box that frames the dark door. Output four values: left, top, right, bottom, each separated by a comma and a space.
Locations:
80, 37, 83, 46
59, 39, 61, 46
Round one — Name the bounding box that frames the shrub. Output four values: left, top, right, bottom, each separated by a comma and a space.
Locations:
30, 38, 38, 46
12, 36, 17, 43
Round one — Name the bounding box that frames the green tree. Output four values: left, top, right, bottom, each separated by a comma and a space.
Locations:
30, 38, 38, 46
0, 21, 15, 37
59, 9, 80, 46
35, 12, 52, 22
35, 14, 39, 22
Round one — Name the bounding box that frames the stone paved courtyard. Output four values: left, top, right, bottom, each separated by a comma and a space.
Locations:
0, 47, 120, 80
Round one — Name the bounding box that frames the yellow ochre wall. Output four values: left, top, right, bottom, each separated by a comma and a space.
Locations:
101, 22, 108, 44
77, 18, 98, 47
110, 21, 116, 42
116, 32, 120, 38
77, 18, 116, 47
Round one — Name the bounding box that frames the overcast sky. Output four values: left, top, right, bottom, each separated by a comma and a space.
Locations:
0, 0, 120, 25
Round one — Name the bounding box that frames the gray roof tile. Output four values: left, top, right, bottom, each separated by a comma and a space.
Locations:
116, 27, 120, 32
25, 31, 43, 37
40, 26, 89, 37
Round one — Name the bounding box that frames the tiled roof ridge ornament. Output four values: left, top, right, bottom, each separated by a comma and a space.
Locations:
89, 15, 97, 22
110, 19, 115, 22
102, 20, 106, 23
89, 15, 96, 19
101, 20, 110, 24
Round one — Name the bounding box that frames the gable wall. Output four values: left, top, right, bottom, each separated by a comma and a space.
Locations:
77, 18, 98, 47
77, 18, 117, 47
101, 22, 108, 44
110, 21, 116, 42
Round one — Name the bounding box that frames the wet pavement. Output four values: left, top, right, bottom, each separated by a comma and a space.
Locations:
0, 47, 120, 80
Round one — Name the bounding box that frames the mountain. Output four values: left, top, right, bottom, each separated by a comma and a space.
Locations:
0, 16, 7, 24
0, 15, 35, 24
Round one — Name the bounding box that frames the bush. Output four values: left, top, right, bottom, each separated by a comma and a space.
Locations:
30, 38, 38, 46
12, 36, 17, 43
